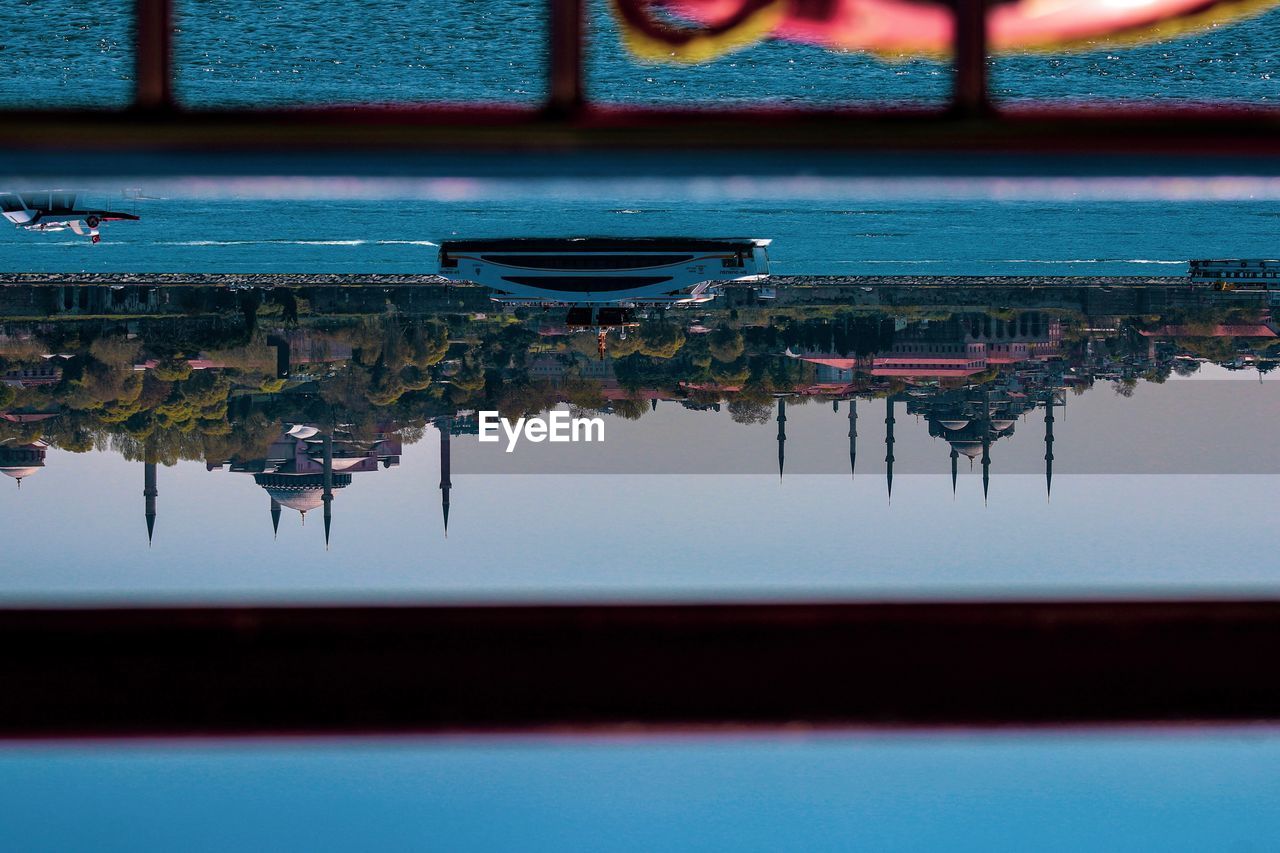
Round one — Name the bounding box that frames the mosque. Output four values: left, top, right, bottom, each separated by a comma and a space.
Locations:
775, 311, 1067, 498
204, 425, 403, 547
773, 380, 1064, 501
48, 416, 460, 547
0, 439, 47, 488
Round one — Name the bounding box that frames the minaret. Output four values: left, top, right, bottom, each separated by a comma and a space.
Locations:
270, 498, 281, 538
950, 445, 958, 497
776, 397, 787, 481
322, 429, 333, 549
439, 416, 452, 536
884, 395, 895, 503
143, 459, 157, 546
847, 398, 857, 480
1044, 391, 1055, 501
981, 390, 991, 504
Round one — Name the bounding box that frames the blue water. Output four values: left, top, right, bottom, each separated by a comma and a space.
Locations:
0, 0, 1276, 108
2, 733, 1280, 852
2, 194, 1278, 275
0, 0, 135, 108
172, 0, 547, 106
993, 12, 1280, 103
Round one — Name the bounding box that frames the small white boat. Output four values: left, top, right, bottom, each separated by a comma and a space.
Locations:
437, 237, 771, 304
1, 190, 139, 243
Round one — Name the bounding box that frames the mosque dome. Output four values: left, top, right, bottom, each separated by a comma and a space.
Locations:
991, 419, 1017, 431
0, 442, 46, 483
950, 440, 984, 459
938, 419, 970, 431
269, 488, 325, 514
254, 472, 352, 514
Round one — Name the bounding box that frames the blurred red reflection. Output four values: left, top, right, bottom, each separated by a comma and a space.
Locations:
614, 0, 1276, 59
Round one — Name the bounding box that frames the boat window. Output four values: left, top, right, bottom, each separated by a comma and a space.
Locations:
48, 191, 76, 212
501, 275, 674, 291
481, 254, 695, 270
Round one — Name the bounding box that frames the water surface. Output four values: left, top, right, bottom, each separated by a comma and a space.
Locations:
3, 195, 1280, 277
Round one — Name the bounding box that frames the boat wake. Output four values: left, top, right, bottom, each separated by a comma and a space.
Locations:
155, 239, 439, 247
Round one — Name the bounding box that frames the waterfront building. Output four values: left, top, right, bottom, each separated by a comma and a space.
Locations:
2, 363, 62, 388
787, 312, 1063, 382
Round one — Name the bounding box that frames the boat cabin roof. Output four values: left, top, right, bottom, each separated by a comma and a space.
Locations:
0, 191, 78, 213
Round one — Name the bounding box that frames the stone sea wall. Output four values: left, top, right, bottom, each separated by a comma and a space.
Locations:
0, 273, 1186, 288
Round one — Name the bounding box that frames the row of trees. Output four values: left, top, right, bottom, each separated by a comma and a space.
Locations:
4, 302, 1274, 460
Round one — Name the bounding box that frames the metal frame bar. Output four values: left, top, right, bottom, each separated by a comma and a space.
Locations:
548, 0, 586, 116
952, 0, 990, 117
134, 0, 173, 111
3, 600, 1279, 738
5, 107, 1280, 179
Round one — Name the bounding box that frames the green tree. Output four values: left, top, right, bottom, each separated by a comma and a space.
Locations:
638, 322, 686, 359
707, 325, 745, 363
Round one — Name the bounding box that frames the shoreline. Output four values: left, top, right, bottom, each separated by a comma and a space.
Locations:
0, 273, 1189, 288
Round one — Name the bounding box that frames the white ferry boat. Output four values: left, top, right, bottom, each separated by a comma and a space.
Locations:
1189, 259, 1280, 290
437, 237, 770, 304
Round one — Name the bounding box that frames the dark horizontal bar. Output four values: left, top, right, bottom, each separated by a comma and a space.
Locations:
4, 105, 1280, 178
3, 600, 1280, 739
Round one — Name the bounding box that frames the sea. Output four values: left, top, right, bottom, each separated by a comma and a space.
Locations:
2, 194, 1280, 276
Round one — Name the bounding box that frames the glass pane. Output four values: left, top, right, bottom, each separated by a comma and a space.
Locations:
2, 181, 1280, 603
173, 0, 546, 107
586, 0, 952, 106
993, 6, 1280, 104
0, 0, 134, 108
